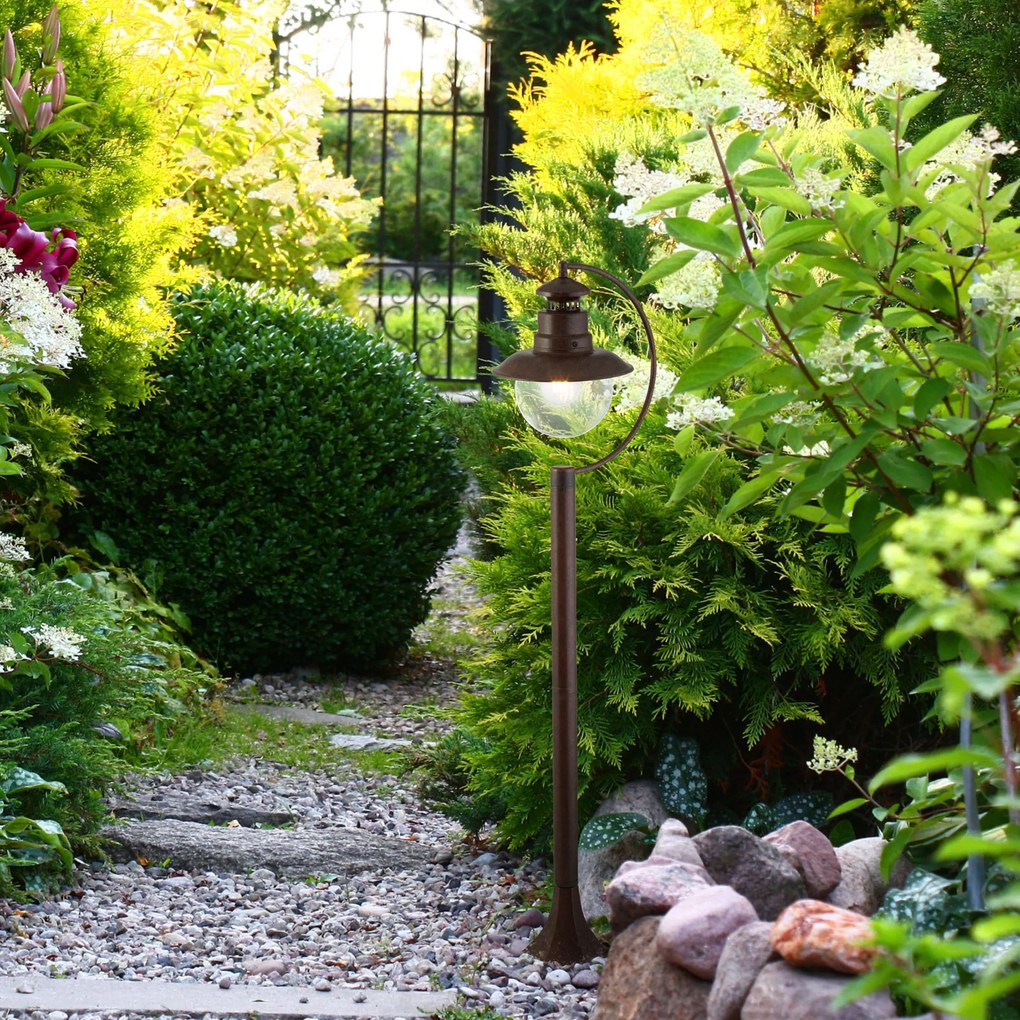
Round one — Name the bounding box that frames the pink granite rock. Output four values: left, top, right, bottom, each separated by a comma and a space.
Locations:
655, 884, 759, 979
592, 915, 712, 1020
827, 837, 912, 915
614, 854, 686, 877
605, 859, 714, 933
771, 898, 877, 975
706, 920, 776, 1020
652, 818, 705, 868
764, 820, 841, 898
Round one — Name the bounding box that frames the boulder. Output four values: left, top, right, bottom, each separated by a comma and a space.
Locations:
827, 838, 912, 916
102, 818, 432, 877
593, 915, 712, 1020
656, 885, 759, 979
763, 821, 841, 898
692, 826, 806, 920
742, 961, 896, 1019
578, 780, 669, 922
771, 899, 876, 975
106, 793, 296, 830
706, 921, 775, 1020
605, 860, 714, 933
652, 818, 705, 868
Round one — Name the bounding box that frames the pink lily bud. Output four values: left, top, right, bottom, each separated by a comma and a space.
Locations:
1, 30, 16, 81
34, 100, 51, 131
2, 77, 29, 132
15, 69, 30, 97
42, 5, 60, 65
50, 61, 64, 112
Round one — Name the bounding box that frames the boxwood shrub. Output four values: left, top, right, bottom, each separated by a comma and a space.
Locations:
72, 281, 464, 674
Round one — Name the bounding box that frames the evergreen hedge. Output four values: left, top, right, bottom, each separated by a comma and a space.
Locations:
72, 282, 464, 674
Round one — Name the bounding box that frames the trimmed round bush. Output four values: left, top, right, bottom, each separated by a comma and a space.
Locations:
73, 281, 464, 673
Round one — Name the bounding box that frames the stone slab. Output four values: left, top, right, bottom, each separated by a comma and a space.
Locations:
107, 793, 296, 829
101, 818, 433, 877
0, 975, 456, 1017
235, 704, 368, 728
329, 733, 412, 752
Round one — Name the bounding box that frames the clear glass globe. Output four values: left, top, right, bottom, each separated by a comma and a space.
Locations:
514, 379, 615, 438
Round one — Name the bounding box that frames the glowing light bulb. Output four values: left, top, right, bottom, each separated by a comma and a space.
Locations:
514, 378, 615, 438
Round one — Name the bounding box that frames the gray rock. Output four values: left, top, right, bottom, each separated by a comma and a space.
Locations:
605, 860, 714, 933
592, 915, 712, 1020
328, 733, 412, 752
652, 818, 704, 868
707, 921, 775, 1020
764, 821, 841, 898
101, 818, 431, 877
742, 961, 896, 1019
656, 884, 759, 979
827, 838, 912, 915
107, 793, 296, 829
692, 826, 806, 920
578, 781, 670, 922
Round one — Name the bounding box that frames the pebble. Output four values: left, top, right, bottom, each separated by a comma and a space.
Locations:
0, 525, 604, 1019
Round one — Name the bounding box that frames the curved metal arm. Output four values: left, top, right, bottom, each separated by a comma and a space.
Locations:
559, 261, 658, 476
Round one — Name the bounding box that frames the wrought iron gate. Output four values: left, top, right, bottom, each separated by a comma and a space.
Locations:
278, 5, 498, 387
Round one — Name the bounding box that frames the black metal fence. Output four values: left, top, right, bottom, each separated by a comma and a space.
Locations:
278, 6, 499, 387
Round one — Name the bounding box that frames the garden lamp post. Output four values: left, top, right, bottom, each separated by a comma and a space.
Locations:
492, 260, 658, 963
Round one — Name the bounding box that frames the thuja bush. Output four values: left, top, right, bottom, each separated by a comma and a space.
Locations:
72, 282, 465, 675
453, 414, 934, 850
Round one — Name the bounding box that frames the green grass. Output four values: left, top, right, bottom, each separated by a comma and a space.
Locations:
132, 703, 405, 775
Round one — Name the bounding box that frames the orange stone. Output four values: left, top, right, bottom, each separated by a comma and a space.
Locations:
770, 899, 876, 975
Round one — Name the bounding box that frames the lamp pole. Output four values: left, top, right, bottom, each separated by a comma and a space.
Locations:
493, 261, 658, 963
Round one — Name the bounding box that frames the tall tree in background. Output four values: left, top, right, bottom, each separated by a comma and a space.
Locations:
916, 0, 1020, 192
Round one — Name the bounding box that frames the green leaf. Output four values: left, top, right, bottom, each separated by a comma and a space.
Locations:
913, 377, 953, 420
828, 797, 869, 820
655, 735, 708, 827
929, 340, 993, 377
677, 128, 708, 145
765, 219, 833, 252
905, 114, 979, 172
848, 126, 898, 170
639, 183, 717, 214
673, 425, 697, 459
973, 453, 1015, 503
637, 248, 699, 286
676, 347, 760, 391
876, 448, 933, 492
578, 812, 652, 851
725, 131, 761, 172
919, 437, 967, 466
668, 450, 720, 506
780, 279, 845, 327
745, 185, 812, 216
736, 167, 792, 187
721, 268, 768, 308
665, 217, 740, 258
849, 491, 880, 547
869, 747, 1002, 791
718, 472, 779, 520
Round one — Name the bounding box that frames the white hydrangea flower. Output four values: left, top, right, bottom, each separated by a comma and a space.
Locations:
22, 623, 84, 660
248, 180, 298, 208
207, 224, 238, 247
653, 252, 722, 310
614, 359, 678, 412
311, 265, 340, 288
795, 167, 844, 213
783, 441, 831, 457
807, 735, 858, 774
809, 322, 886, 386
971, 260, 1020, 319
608, 153, 691, 230
0, 248, 83, 370
923, 125, 1018, 197
8, 440, 30, 459
741, 97, 788, 132
773, 399, 822, 427
638, 29, 770, 126
0, 644, 21, 665
0, 531, 29, 561
851, 26, 946, 98
666, 393, 734, 428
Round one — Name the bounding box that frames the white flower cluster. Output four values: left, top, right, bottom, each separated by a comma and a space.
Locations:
923, 125, 1018, 198
311, 265, 340, 288
639, 28, 786, 129
608, 154, 690, 230
851, 26, 946, 98
614, 359, 679, 411
810, 322, 886, 386
22, 623, 85, 660
971, 260, 1020, 319
653, 253, 722, 310
807, 735, 858, 774
666, 393, 734, 429
773, 399, 822, 427
207, 223, 238, 247
0, 248, 83, 371
0, 644, 23, 666
8, 440, 31, 459
783, 440, 831, 457
0, 531, 29, 561
794, 167, 844, 213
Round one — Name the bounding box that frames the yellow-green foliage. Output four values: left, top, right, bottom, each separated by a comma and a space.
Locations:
107, 0, 378, 308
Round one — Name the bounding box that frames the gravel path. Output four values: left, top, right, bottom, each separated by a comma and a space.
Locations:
0, 518, 605, 1020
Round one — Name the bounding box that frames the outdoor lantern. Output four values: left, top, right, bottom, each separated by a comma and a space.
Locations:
493, 271, 634, 437
491, 261, 658, 964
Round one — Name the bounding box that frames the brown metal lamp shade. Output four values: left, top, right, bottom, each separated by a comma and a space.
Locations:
491, 271, 634, 384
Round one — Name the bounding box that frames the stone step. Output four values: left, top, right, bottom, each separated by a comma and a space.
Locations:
0, 974, 457, 1018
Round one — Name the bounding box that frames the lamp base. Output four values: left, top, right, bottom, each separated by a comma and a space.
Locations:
529, 883, 606, 964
